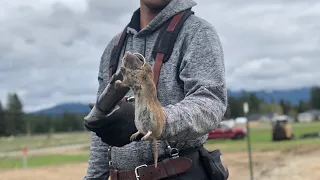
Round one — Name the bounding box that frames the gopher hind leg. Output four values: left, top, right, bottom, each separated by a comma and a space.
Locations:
141, 131, 153, 141
130, 131, 143, 141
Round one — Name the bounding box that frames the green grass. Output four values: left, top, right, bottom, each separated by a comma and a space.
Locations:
205, 137, 320, 152
0, 131, 92, 152
1, 122, 319, 169
205, 122, 320, 152
292, 122, 320, 136
0, 154, 89, 169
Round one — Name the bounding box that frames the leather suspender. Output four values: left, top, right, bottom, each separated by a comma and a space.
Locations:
108, 25, 128, 79
153, 10, 187, 86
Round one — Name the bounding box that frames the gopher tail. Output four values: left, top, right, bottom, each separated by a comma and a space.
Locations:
153, 137, 158, 168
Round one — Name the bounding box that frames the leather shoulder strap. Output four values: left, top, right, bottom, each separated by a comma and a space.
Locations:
152, 9, 194, 86
108, 26, 128, 79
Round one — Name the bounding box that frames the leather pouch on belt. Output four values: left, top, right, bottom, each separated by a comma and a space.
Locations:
198, 147, 229, 180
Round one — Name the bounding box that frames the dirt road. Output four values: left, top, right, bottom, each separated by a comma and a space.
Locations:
224, 146, 320, 180
1, 147, 319, 180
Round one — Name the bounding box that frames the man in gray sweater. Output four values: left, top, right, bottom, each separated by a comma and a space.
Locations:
84, 0, 228, 179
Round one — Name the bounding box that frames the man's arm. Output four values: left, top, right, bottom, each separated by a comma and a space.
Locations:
159, 21, 228, 141
84, 35, 119, 180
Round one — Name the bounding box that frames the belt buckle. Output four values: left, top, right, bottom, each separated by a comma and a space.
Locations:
134, 164, 147, 180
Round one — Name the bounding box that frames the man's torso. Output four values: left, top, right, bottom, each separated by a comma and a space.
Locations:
98, 14, 210, 170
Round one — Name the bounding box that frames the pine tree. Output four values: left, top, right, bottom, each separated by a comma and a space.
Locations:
0, 101, 6, 136
6, 93, 25, 135
310, 86, 320, 109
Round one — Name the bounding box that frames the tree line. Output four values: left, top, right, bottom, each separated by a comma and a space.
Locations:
0, 93, 86, 137
224, 86, 320, 120
0, 86, 319, 137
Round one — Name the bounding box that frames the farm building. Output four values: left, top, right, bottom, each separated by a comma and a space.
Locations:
247, 112, 278, 125
297, 109, 320, 123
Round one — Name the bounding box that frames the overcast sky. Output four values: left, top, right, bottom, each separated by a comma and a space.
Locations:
1, 0, 319, 112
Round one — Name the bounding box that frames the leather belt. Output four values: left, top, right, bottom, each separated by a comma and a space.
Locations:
109, 156, 192, 180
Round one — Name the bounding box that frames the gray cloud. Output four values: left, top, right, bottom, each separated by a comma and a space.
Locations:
193, 0, 320, 91
0, 0, 319, 112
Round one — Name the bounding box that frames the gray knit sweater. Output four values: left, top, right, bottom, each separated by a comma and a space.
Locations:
84, 0, 227, 179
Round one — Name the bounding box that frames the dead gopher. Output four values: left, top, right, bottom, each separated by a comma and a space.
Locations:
115, 51, 165, 169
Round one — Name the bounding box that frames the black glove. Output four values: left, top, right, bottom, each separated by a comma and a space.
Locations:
84, 101, 143, 147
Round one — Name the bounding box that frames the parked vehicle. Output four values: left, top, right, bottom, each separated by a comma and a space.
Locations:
208, 123, 247, 140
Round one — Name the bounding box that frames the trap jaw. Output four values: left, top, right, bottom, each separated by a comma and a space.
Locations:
132, 52, 146, 68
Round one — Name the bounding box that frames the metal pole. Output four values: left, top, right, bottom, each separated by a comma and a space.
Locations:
244, 102, 254, 180
23, 155, 27, 169
22, 146, 28, 169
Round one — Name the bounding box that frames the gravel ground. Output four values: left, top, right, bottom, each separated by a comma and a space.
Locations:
1, 147, 319, 180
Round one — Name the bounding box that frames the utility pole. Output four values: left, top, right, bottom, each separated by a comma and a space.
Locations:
243, 102, 254, 180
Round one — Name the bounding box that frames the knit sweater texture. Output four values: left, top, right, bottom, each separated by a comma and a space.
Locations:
84, 0, 227, 179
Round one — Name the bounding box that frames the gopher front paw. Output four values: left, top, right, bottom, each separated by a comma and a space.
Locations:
115, 80, 122, 89
120, 66, 126, 74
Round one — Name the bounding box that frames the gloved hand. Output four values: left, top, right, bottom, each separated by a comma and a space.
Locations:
84, 101, 143, 147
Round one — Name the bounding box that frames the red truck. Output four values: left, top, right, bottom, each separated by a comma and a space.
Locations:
207, 123, 247, 140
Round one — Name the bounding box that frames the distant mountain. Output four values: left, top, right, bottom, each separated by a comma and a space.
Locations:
30, 103, 90, 116
30, 87, 312, 116
227, 87, 311, 105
